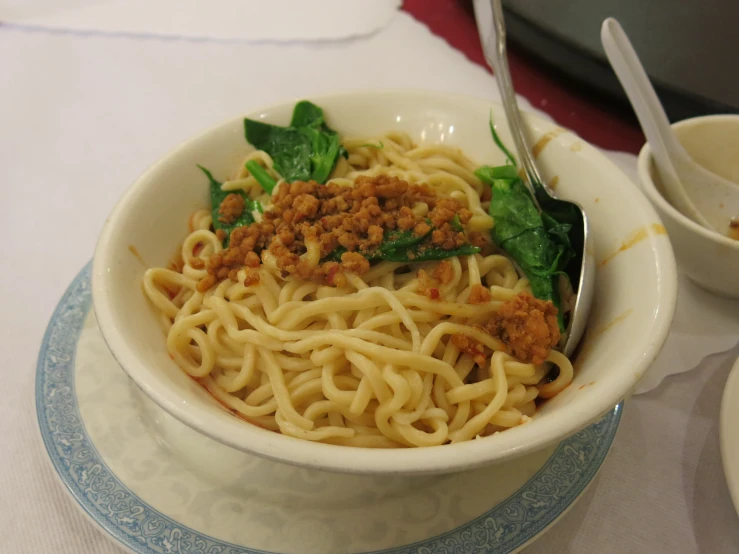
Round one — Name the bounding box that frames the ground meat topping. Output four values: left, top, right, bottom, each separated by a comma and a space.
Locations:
432, 260, 454, 285
243, 268, 260, 286
218, 193, 245, 224
453, 291, 560, 365
487, 292, 560, 365
416, 269, 440, 300
468, 284, 492, 304
416, 260, 455, 300
200, 175, 484, 289
452, 334, 487, 366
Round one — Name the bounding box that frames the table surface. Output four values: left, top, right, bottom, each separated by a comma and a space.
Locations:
2, 6, 738, 554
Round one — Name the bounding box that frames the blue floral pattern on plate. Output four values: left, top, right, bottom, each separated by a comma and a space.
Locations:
36, 263, 622, 554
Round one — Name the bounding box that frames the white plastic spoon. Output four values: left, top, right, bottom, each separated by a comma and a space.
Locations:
601, 17, 739, 234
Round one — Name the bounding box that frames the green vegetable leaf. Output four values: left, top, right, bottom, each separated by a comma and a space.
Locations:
243, 120, 311, 182
246, 197, 263, 214
198, 164, 255, 246
478, 115, 579, 333
475, 164, 518, 182
536, 184, 583, 287
380, 225, 431, 253
290, 100, 324, 127
476, 171, 541, 244
322, 223, 479, 265
304, 125, 342, 184
381, 243, 480, 262
321, 246, 382, 264
253, 200, 264, 214
451, 214, 464, 232
489, 112, 516, 167
245, 159, 277, 195
477, 164, 573, 331
378, 221, 479, 262
321, 247, 347, 263
244, 100, 343, 184
360, 141, 384, 149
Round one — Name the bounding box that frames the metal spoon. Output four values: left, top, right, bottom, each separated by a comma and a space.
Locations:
473, 0, 595, 357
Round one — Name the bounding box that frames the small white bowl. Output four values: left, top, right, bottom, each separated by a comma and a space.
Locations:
93, 90, 677, 475
638, 115, 739, 298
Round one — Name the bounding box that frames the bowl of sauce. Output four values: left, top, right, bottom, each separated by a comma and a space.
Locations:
638, 114, 739, 297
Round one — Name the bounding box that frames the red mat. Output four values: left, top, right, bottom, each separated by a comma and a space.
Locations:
403, 0, 644, 154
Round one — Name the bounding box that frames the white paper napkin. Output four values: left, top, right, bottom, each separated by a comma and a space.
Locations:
0, 0, 401, 42
631, 273, 739, 394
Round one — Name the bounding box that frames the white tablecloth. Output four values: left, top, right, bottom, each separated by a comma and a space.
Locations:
2, 11, 738, 554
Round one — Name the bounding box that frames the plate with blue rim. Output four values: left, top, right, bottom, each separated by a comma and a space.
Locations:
36, 262, 623, 554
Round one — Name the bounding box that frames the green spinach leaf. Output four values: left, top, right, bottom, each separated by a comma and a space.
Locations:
360, 141, 384, 149
244, 100, 344, 185
289, 100, 325, 127
379, 225, 431, 253
198, 164, 258, 246
245, 159, 277, 195
322, 223, 480, 265
381, 243, 480, 262
489, 113, 517, 167
450, 214, 464, 232
476, 117, 577, 332
476, 163, 573, 331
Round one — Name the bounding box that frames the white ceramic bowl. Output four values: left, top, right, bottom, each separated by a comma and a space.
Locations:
93, 90, 677, 475
638, 115, 739, 298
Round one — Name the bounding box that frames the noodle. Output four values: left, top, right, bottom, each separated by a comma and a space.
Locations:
143, 132, 575, 448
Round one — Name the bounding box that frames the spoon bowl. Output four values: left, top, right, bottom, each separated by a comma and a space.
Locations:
473, 0, 595, 357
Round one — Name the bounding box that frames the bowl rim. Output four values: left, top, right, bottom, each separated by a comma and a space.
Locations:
93, 88, 678, 474
637, 116, 739, 250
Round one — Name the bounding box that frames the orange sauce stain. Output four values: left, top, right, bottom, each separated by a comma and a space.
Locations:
570, 141, 583, 152
594, 198, 600, 203
128, 244, 146, 267
168, 250, 185, 273
573, 310, 633, 371
600, 223, 667, 266
729, 219, 739, 241
532, 129, 566, 159
573, 333, 596, 372
549, 175, 559, 190
593, 309, 634, 338
164, 285, 181, 299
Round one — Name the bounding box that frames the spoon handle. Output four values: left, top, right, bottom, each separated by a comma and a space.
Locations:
601, 18, 714, 230
475, 0, 548, 200
600, 19, 684, 169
